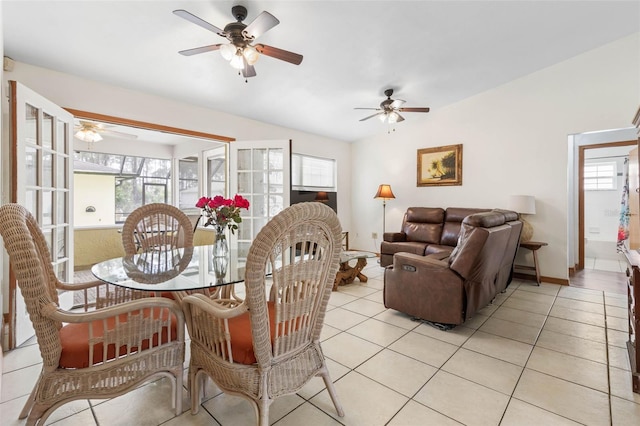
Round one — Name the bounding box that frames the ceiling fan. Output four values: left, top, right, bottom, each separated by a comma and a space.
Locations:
356, 89, 430, 123
74, 120, 137, 143
173, 5, 303, 79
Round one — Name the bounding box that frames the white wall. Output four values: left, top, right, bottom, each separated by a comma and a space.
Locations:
73, 174, 116, 226
1, 62, 353, 234
350, 33, 640, 281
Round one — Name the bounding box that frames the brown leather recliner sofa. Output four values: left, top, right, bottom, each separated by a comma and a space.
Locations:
383, 210, 521, 326
380, 207, 489, 267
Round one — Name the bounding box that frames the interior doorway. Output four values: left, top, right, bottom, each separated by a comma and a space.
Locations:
578, 140, 636, 273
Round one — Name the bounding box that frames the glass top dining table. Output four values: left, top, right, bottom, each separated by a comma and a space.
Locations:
91, 245, 371, 294
91, 245, 245, 293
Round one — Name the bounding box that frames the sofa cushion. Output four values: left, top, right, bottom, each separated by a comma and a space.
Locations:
424, 244, 454, 256
403, 207, 445, 244
441, 208, 490, 246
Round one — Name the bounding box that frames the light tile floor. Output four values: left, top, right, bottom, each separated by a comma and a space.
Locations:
2, 263, 640, 425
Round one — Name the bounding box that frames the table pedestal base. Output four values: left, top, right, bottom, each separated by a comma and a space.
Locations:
333, 258, 369, 291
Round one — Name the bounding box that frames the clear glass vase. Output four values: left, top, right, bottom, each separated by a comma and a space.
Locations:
213, 228, 229, 258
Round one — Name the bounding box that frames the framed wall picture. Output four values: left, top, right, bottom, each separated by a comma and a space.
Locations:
417, 144, 463, 186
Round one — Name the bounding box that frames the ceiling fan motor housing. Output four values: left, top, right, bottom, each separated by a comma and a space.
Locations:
232, 5, 248, 22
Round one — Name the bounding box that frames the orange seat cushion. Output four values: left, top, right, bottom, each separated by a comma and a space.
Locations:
59, 307, 178, 369
227, 302, 277, 365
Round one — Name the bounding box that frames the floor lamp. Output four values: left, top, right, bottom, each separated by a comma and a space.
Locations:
374, 184, 396, 235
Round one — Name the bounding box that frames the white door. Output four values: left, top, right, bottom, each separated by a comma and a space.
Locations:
6, 81, 74, 347
229, 140, 290, 260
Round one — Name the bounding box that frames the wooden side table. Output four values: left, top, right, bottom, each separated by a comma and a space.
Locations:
514, 241, 548, 285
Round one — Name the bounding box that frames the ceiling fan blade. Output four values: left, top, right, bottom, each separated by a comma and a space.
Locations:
242, 60, 257, 78
390, 99, 405, 109
178, 44, 222, 56
359, 112, 384, 122
398, 107, 430, 113
255, 44, 303, 65
354, 108, 380, 111
243, 11, 279, 40
173, 9, 225, 36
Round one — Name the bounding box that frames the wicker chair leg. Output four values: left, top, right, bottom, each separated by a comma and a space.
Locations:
19, 382, 38, 419
320, 370, 345, 417
255, 400, 270, 426
174, 367, 184, 415
189, 368, 201, 414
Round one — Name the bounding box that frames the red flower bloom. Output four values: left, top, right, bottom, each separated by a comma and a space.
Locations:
196, 194, 250, 234
195, 197, 210, 208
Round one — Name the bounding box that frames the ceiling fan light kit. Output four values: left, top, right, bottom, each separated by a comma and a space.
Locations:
173, 5, 302, 80
74, 128, 102, 143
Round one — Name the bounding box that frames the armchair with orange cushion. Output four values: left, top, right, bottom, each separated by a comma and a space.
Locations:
0, 204, 185, 426
181, 202, 345, 426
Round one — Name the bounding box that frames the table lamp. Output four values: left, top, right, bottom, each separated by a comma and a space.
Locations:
374, 184, 396, 234
508, 195, 536, 242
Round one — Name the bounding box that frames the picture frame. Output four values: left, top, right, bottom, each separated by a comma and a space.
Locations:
417, 144, 463, 186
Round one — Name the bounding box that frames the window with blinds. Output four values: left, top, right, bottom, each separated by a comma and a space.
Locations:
291, 153, 336, 191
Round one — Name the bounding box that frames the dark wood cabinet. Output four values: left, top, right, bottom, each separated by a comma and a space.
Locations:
623, 248, 640, 393
626, 105, 640, 394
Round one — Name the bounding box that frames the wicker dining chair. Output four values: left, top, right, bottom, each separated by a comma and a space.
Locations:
181, 202, 345, 425
122, 203, 194, 255
0, 204, 185, 426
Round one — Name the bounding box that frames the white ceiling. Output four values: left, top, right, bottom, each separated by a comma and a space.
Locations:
3, 1, 639, 142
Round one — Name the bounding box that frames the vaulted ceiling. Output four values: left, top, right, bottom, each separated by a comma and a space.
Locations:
3, 1, 639, 142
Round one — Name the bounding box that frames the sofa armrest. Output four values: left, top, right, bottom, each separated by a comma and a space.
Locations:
384, 232, 406, 242
392, 252, 449, 269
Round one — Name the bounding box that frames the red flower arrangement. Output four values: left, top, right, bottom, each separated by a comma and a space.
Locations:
196, 194, 250, 235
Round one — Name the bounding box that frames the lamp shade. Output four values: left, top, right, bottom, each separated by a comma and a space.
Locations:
314, 191, 329, 202
508, 195, 536, 215
374, 184, 396, 200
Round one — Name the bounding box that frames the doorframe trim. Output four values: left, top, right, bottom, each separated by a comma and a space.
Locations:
578, 140, 636, 270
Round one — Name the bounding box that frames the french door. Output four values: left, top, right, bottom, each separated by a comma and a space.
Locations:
229, 140, 291, 260
6, 81, 74, 347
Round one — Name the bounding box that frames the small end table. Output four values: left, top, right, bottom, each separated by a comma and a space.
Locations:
514, 241, 548, 285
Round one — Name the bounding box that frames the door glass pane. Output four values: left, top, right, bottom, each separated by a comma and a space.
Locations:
25, 190, 36, 215
57, 192, 67, 224
56, 227, 67, 260
252, 196, 266, 217
178, 156, 199, 210
56, 263, 67, 281
56, 119, 66, 153
237, 149, 251, 170
57, 155, 68, 189
42, 152, 53, 188
238, 172, 250, 193
270, 195, 284, 216
253, 149, 267, 170
252, 172, 267, 194
207, 155, 226, 197
42, 191, 53, 226
25, 146, 38, 186
237, 220, 250, 240
269, 149, 283, 169
42, 113, 53, 149
25, 104, 37, 144
43, 229, 53, 262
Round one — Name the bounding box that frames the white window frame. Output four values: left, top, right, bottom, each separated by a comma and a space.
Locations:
584, 161, 617, 191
